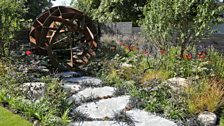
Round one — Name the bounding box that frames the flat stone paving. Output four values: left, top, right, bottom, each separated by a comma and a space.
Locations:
56, 71, 82, 78
126, 109, 177, 126
55, 74, 177, 126
62, 76, 102, 86
74, 95, 130, 119
68, 121, 128, 126
68, 86, 116, 103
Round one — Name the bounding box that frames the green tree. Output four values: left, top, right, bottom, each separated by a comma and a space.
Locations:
71, 0, 146, 26
0, 0, 27, 56
142, 0, 224, 56
24, 0, 53, 20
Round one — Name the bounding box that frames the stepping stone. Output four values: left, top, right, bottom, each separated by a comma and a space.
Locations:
68, 86, 116, 103
73, 96, 130, 119
68, 121, 128, 126
63, 77, 102, 87
63, 83, 82, 93
56, 71, 82, 78
126, 109, 177, 126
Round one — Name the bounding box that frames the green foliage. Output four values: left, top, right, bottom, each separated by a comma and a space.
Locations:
71, 0, 146, 25
220, 115, 224, 126
140, 70, 171, 85
207, 48, 224, 78
159, 47, 212, 78
0, 63, 71, 126
0, 106, 32, 126
23, 0, 52, 20
142, 0, 224, 55
129, 80, 188, 120
0, 0, 27, 56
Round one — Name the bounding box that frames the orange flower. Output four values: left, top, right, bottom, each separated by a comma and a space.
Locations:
160, 49, 166, 55
183, 53, 192, 60
197, 51, 206, 59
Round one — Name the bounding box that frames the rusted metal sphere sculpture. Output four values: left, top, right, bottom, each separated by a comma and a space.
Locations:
29, 6, 98, 69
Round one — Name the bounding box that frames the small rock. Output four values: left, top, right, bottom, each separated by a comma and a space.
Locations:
38, 66, 50, 73
37, 66, 47, 69
166, 77, 189, 90
68, 86, 116, 103
126, 109, 177, 126
121, 63, 133, 67
68, 121, 128, 126
197, 111, 217, 126
63, 77, 102, 87
73, 96, 130, 119
22, 82, 45, 100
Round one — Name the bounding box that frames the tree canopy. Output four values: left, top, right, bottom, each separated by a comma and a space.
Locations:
0, 0, 27, 56
23, 0, 53, 20
142, 0, 224, 56
71, 0, 146, 26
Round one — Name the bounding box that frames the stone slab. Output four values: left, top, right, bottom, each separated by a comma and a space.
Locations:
68, 86, 116, 103
68, 121, 128, 126
63, 77, 102, 86
63, 83, 82, 93
56, 71, 82, 78
74, 96, 130, 119
126, 109, 177, 126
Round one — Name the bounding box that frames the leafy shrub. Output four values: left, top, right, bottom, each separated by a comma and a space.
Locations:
0, 0, 27, 56
207, 48, 224, 78
220, 115, 224, 126
159, 47, 212, 78
186, 79, 224, 114
129, 80, 188, 120
0, 61, 7, 75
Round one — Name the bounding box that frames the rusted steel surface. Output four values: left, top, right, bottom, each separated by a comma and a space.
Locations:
29, 6, 97, 69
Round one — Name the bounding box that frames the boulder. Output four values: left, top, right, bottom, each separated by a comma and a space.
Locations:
197, 111, 217, 126
22, 82, 45, 100
166, 77, 189, 91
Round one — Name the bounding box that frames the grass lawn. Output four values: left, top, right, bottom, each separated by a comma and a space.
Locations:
0, 106, 32, 126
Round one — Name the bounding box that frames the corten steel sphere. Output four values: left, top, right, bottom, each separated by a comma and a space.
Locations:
29, 6, 98, 69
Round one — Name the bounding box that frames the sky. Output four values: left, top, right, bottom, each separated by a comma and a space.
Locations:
52, 0, 72, 6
